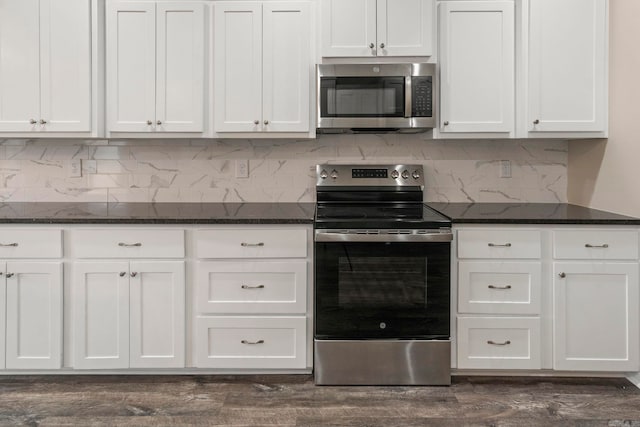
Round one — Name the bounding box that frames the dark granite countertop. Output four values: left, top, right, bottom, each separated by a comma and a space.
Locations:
426, 203, 640, 225
0, 202, 315, 224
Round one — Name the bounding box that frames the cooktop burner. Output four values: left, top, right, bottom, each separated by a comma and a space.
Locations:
314, 164, 451, 230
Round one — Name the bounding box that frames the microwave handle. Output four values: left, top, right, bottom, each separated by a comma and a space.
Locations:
405, 76, 412, 118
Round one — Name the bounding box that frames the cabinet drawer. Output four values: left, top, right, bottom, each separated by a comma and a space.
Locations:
68, 229, 184, 258
195, 316, 306, 369
553, 230, 638, 260
196, 261, 307, 314
0, 229, 62, 258
458, 261, 541, 315
457, 229, 541, 259
457, 317, 541, 370
196, 229, 307, 259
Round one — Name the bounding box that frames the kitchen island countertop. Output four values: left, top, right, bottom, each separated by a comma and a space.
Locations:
426, 202, 640, 225
0, 202, 315, 224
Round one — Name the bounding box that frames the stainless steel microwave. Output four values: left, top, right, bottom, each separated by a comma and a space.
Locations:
316, 63, 435, 133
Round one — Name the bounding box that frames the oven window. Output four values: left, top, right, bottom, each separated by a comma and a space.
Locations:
320, 77, 405, 118
338, 257, 426, 308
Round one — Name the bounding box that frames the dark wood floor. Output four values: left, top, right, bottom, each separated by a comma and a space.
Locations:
0, 374, 639, 426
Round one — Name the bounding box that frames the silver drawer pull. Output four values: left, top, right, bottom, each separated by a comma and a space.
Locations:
241, 285, 265, 290
0, 243, 18, 247
241, 242, 264, 247
119, 272, 127, 277
241, 340, 264, 345
487, 340, 511, 346
488, 285, 512, 290
130, 272, 138, 277
119, 242, 142, 247
585, 243, 609, 248
488, 243, 512, 248
5, 273, 14, 278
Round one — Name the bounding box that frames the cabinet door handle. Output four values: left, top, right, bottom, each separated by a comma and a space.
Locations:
119, 242, 142, 247
443, 121, 449, 126
5, 273, 14, 278
241, 339, 264, 345
488, 243, 512, 247
0, 243, 18, 247
119, 272, 127, 277
488, 285, 512, 290
241, 284, 265, 290
130, 272, 138, 277
156, 120, 162, 125
263, 120, 269, 125
379, 43, 385, 49
39, 119, 47, 125
585, 243, 609, 248
533, 119, 540, 125
369, 43, 375, 49
241, 242, 264, 247
29, 119, 37, 125
146, 120, 153, 125
487, 340, 511, 346
559, 272, 566, 278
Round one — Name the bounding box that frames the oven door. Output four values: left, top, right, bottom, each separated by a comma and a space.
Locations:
314, 232, 451, 340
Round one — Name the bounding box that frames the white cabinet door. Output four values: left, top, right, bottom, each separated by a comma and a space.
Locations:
106, 1, 157, 132
40, 0, 91, 132
528, 0, 607, 133
73, 262, 130, 369
5, 262, 62, 370
214, 2, 263, 132
376, 0, 433, 57
156, 2, 205, 132
262, 2, 310, 132
129, 261, 185, 368
322, 0, 376, 57
439, 1, 514, 133
553, 262, 639, 371
0, 0, 41, 132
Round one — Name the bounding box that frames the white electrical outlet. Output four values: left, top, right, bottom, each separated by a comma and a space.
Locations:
69, 160, 82, 178
499, 160, 511, 178
83, 159, 97, 174
235, 159, 249, 178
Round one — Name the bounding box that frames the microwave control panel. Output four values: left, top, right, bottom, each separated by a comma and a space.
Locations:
411, 76, 433, 117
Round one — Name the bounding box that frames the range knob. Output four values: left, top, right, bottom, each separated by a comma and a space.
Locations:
412, 170, 421, 180
320, 169, 328, 179
391, 170, 399, 179
401, 170, 409, 180
330, 169, 339, 180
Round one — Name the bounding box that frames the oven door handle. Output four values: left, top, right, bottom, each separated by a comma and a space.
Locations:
315, 231, 453, 243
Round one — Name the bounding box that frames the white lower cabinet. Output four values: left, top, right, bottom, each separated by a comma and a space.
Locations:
553, 262, 639, 371
457, 317, 541, 369
72, 260, 185, 369
195, 316, 306, 369
4, 262, 63, 370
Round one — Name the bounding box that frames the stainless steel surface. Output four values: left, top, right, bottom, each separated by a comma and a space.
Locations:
585, 243, 609, 248
119, 242, 142, 247
0, 243, 18, 247
405, 75, 412, 118
314, 340, 451, 385
315, 229, 453, 243
488, 243, 512, 247
241, 242, 265, 247
487, 340, 511, 346
315, 164, 425, 187
559, 272, 566, 278
316, 63, 436, 131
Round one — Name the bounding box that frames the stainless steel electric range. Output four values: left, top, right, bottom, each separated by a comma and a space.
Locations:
313, 164, 453, 386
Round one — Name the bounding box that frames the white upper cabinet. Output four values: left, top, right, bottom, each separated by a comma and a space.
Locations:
214, 1, 311, 134
0, 0, 91, 133
438, 1, 515, 135
526, 0, 608, 135
322, 0, 434, 57
106, 1, 205, 133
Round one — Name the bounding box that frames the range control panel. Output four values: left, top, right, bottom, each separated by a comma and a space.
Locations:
316, 164, 424, 187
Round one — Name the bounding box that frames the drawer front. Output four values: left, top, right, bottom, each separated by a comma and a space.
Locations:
195, 316, 307, 369
457, 229, 541, 259
458, 261, 541, 315
457, 317, 541, 370
68, 229, 184, 258
196, 261, 307, 314
0, 229, 62, 258
196, 229, 307, 259
554, 230, 639, 260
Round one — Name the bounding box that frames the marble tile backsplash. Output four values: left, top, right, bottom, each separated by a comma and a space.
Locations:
0, 135, 568, 203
